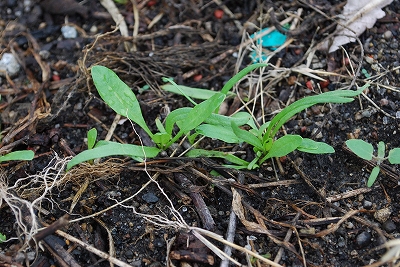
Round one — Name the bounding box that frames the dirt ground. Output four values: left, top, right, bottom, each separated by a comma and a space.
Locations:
1, 0, 400, 266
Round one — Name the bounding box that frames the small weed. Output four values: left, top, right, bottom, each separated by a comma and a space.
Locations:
345, 139, 400, 187
67, 65, 368, 170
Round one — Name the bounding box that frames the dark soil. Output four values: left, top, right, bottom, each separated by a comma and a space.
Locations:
1, 1, 400, 267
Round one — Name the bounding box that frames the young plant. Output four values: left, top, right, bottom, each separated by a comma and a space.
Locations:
67, 64, 268, 170
190, 86, 367, 169
345, 139, 400, 187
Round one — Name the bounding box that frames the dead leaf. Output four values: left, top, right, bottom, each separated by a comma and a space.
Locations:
321, 0, 393, 52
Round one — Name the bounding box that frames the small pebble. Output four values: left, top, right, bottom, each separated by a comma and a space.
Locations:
61, 25, 78, 39
356, 231, 372, 247
124, 250, 134, 259
363, 200, 373, 209
383, 30, 393, 40
142, 192, 159, 203
382, 220, 397, 233
0, 53, 21, 77
374, 207, 391, 223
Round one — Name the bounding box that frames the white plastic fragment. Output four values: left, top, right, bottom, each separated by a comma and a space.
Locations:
61, 25, 78, 39
321, 0, 393, 52
0, 53, 21, 77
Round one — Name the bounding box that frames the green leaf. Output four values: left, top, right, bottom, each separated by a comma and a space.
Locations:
161, 78, 198, 105
260, 135, 303, 163
161, 83, 234, 100
0, 233, 5, 243
87, 128, 97, 150
67, 142, 160, 170
0, 150, 34, 163
165, 108, 191, 135
297, 138, 335, 154
266, 86, 367, 139
345, 139, 373, 160
377, 141, 385, 160
176, 93, 225, 133
196, 124, 240, 143
367, 166, 380, 187
231, 122, 263, 151
388, 148, 400, 164
155, 118, 167, 133
204, 112, 253, 128
152, 132, 171, 147
91, 66, 153, 138
221, 63, 269, 94
185, 149, 249, 167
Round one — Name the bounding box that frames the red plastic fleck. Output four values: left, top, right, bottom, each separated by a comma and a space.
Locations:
214, 9, 224, 19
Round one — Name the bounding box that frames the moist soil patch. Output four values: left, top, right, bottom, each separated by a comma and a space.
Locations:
0, 1, 399, 266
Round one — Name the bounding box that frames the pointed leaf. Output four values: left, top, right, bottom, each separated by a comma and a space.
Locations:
231, 122, 263, 150
185, 149, 249, 167
221, 63, 269, 94
176, 93, 225, 133
91, 66, 153, 137
297, 138, 335, 154
367, 166, 380, 187
0, 150, 34, 163
345, 139, 373, 160
87, 128, 97, 150
67, 142, 160, 170
196, 124, 240, 143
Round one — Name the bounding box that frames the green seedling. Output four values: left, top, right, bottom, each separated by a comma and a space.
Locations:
0, 232, 6, 243
87, 128, 97, 150
192, 86, 367, 169
68, 64, 266, 170
345, 139, 400, 187
68, 64, 368, 171
0, 150, 34, 163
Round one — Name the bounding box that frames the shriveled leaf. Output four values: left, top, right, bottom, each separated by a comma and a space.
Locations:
345, 139, 373, 160
67, 142, 160, 170
0, 150, 34, 163
388, 148, 400, 164
297, 138, 335, 154
367, 166, 380, 187
322, 0, 393, 52
91, 66, 153, 138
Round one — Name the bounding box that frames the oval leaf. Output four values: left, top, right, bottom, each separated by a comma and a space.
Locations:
265, 135, 303, 159
91, 66, 153, 137
345, 139, 373, 160
367, 166, 380, 187
388, 148, 400, 164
